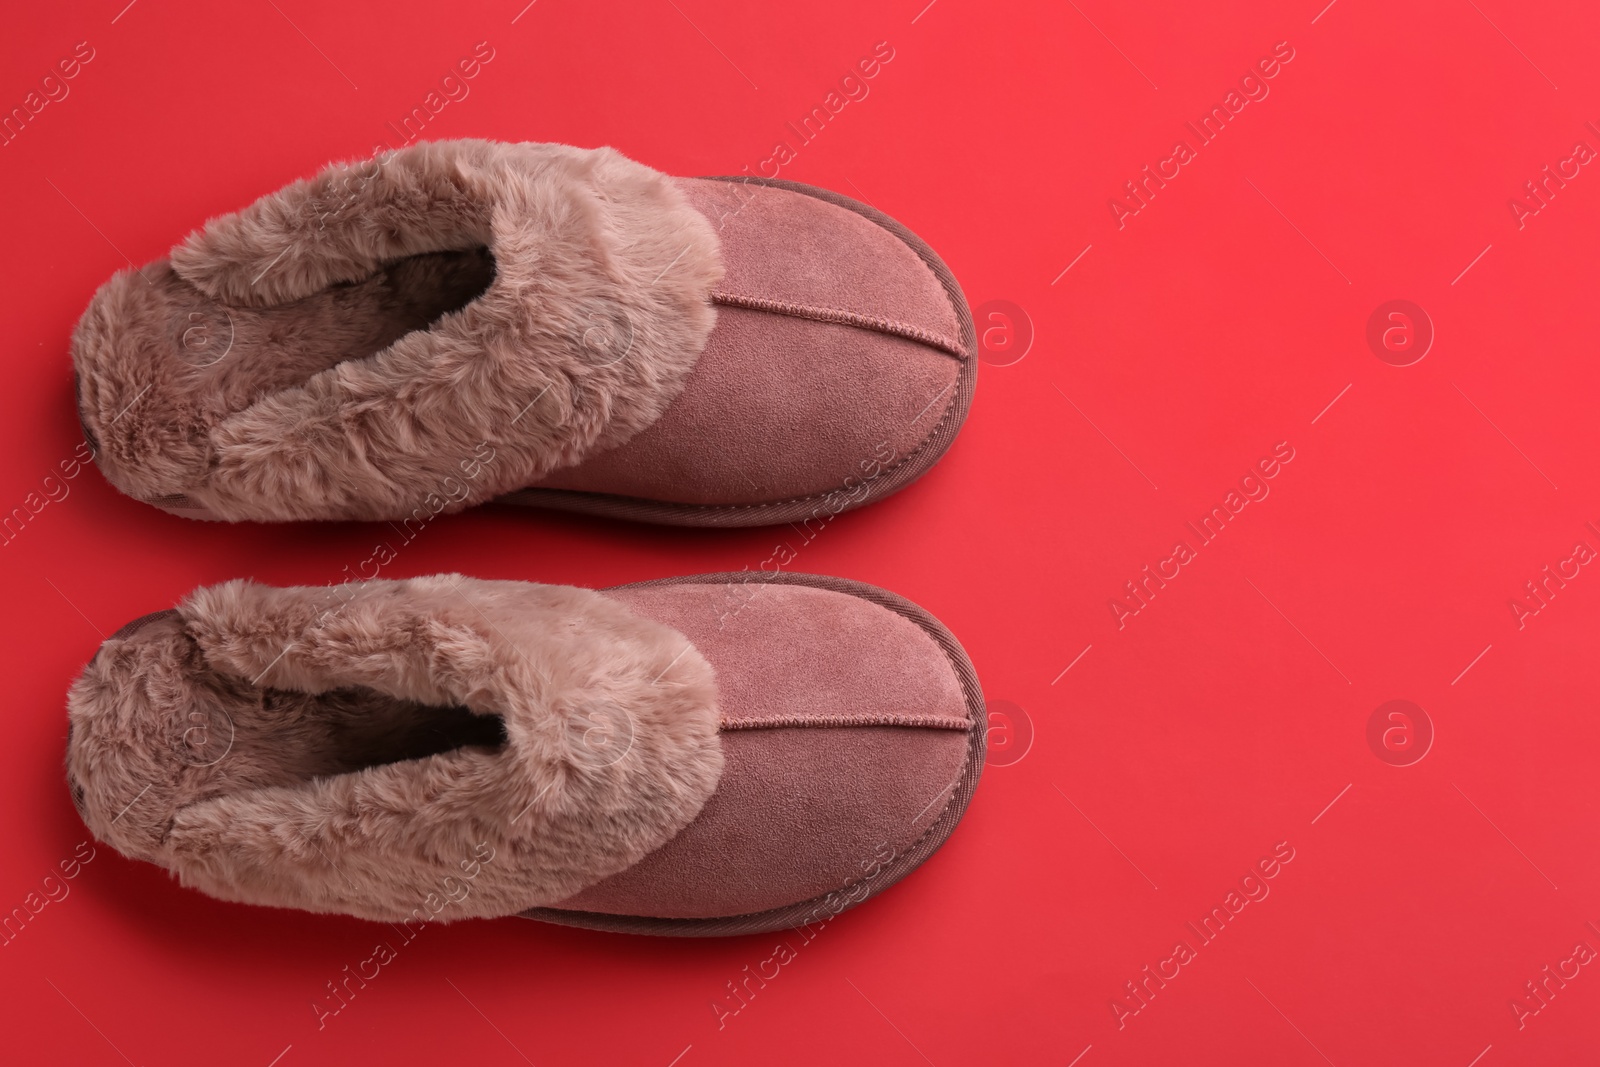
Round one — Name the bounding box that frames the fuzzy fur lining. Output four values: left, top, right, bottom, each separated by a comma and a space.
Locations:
71, 140, 723, 521
65, 576, 722, 922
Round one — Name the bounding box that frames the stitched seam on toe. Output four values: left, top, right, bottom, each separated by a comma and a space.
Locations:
709, 290, 966, 357
717, 713, 971, 730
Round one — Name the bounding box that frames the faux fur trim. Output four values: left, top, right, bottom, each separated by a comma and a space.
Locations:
65, 575, 723, 922
71, 140, 723, 521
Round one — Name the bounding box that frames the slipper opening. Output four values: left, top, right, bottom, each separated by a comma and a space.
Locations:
207, 245, 498, 398
297, 689, 509, 777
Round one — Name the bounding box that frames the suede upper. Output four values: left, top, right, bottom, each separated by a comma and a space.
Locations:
524, 177, 972, 511
552, 580, 973, 918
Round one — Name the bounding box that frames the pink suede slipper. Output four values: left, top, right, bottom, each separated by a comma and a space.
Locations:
71, 140, 974, 527
65, 572, 983, 935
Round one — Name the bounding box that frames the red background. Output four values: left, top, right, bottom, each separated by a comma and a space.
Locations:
3, 1, 1599, 1063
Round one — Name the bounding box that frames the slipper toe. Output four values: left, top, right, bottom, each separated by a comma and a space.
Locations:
530, 573, 984, 935
519, 177, 977, 525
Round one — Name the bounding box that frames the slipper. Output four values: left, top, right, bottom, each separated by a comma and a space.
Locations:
65, 572, 984, 935
71, 139, 975, 527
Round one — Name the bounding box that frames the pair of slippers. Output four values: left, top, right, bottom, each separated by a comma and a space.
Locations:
66, 140, 983, 936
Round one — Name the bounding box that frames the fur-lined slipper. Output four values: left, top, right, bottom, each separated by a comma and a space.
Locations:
71, 140, 975, 527
66, 572, 983, 935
